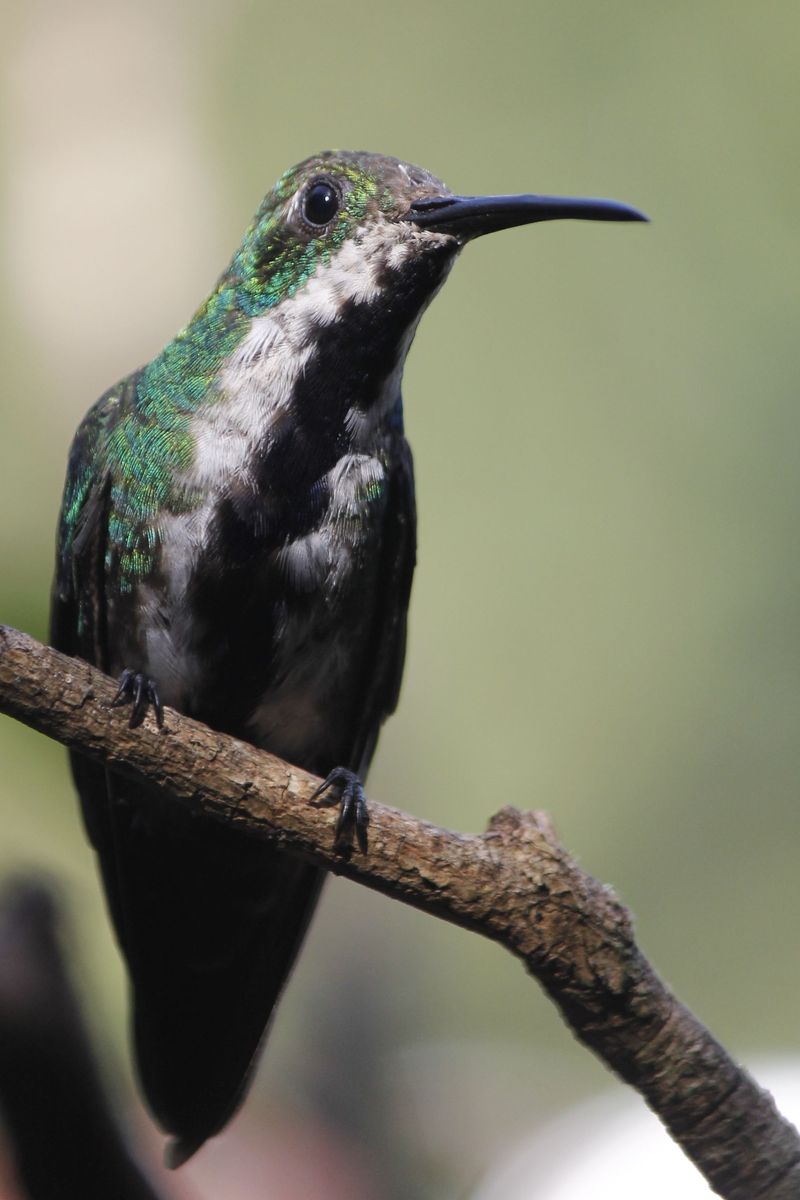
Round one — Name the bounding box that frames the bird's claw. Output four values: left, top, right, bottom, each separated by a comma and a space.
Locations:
310, 767, 369, 854
111, 669, 164, 729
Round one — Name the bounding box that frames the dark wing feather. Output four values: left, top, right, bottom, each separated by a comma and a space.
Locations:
51, 398, 117, 858
350, 436, 417, 776
51, 393, 326, 1156
50, 395, 113, 669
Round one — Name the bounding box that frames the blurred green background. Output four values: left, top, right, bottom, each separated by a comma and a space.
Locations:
1, 1, 799, 1196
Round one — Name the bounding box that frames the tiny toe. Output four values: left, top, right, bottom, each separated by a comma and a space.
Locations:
112, 669, 163, 728
354, 794, 369, 855
129, 703, 145, 729
150, 683, 165, 728
310, 767, 349, 807
128, 675, 147, 727
310, 778, 335, 805
334, 784, 356, 843
310, 768, 369, 853
111, 669, 134, 707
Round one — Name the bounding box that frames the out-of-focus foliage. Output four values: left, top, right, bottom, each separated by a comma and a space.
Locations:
1, 2, 799, 1195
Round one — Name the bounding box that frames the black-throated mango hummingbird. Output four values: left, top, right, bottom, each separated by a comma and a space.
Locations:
52, 150, 646, 1163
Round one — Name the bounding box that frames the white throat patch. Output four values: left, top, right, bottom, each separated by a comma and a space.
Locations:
188, 220, 450, 490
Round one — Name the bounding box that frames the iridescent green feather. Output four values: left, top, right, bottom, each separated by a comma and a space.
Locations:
58, 155, 387, 593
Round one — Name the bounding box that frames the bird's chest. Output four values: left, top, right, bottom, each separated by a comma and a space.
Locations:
125, 300, 404, 763
139, 426, 390, 766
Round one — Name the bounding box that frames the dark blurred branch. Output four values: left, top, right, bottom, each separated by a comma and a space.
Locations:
1, 624, 799, 1199
0, 877, 164, 1200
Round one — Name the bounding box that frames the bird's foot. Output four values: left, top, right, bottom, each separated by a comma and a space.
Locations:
110, 669, 164, 729
310, 767, 369, 854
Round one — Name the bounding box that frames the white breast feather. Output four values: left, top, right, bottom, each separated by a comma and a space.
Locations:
142, 220, 424, 722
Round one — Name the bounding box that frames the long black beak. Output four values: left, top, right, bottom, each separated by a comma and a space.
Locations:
404, 192, 649, 237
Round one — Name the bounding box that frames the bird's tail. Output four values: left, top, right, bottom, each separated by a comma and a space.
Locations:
75, 757, 324, 1160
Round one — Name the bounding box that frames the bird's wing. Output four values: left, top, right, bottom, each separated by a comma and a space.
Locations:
51, 391, 123, 865
50, 377, 328, 1160
51, 391, 117, 669
350, 435, 417, 776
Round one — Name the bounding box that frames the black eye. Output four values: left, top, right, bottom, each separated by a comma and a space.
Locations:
303, 179, 340, 226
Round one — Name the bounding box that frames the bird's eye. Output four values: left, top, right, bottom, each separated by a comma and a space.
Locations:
303, 179, 340, 227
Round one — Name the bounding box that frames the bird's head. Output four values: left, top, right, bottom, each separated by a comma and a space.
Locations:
225, 149, 647, 321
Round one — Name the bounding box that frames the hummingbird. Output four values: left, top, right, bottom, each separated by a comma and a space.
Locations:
51, 151, 646, 1164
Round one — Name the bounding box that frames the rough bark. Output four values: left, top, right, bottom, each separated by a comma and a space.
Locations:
1, 624, 798, 1198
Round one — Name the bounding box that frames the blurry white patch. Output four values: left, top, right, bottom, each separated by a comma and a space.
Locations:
471, 1056, 800, 1199
5, 6, 225, 368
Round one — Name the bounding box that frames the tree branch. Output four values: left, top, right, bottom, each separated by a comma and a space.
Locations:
1, 624, 798, 1198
